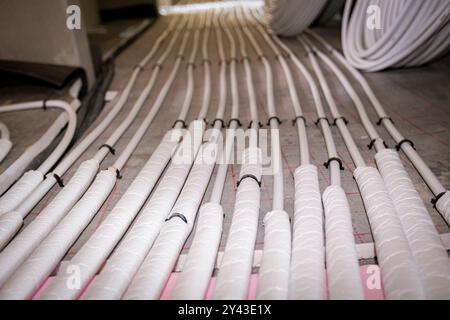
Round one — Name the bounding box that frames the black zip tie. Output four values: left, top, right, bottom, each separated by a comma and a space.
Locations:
257, 54, 265, 61
376, 116, 394, 126
115, 168, 122, 179
315, 117, 330, 126
395, 139, 415, 151
165, 213, 188, 224
212, 118, 225, 128
42, 99, 49, 110
431, 192, 446, 208
267, 116, 282, 126
202, 118, 209, 125
228, 118, 242, 128
248, 120, 263, 129
367, 138, 388, 150
99, 144, 116, 155
186, 62, 196, 69
333, 116, 349, 126
176, 54, 185, 60
237, 174, 261, 187
323, 157, 344, 170
275, 53, 283, 61
172, 119, 187, 129
53, 173, 64, 187
292, 115, 307, 126
134, 65, 144, 71
152, 62, 162, 70
241, 56, 250, 62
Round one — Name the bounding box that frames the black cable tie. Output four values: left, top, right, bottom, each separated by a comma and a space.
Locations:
275, 53, 283, 61
248, 120, 263, 129
237, 174, 261, 187
292, 115, 307, 126
212, 118, 225, 128
165, 212, 188, 224
115, 168, 122, 179
333, 116, 349, 126
267, 116, 282, 126
202, 118, 209, 125
323, 157, 344, 170
368, 138, 388, 149
228, 118, 242, 128
42, 99, 49, 110
241, 56, 250, 63
172, 119, 187, 129
134, 64, 145, 71
177, 54, 185, 60
53, 173, 64, 187
99, 143, 116, 155
152, 62, 162, 70
186, 62, 196, 69
376, 116, 394, 126
431, 192, 446, 208
395, 139, 415, 151
314, 117, 330, 126
257, 54, 265, 61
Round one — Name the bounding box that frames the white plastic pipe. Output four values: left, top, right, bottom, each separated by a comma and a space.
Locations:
0, 121, 12, 163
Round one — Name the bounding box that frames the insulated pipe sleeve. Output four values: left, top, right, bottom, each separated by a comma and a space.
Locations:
0, 159, 99, 286
0, 139, 12, 163
170, 202, 224, 300
123, 131, 218, 300
375, 149, 450, 299
41, 129, 183, 300
353, 166, 426, 299
288, 165, 324, 300
436, 192, 450, 226
213, 147, 262, 300
83, 121, 204, 300
322, 185, 364, 300
256, 209, 291, 300
0, 168, 117, 300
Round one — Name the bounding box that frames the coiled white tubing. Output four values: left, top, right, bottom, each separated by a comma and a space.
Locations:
264, 0, 328, 36
0, 121, 12, 163
354, 166, 425, 299
342, 0, 450, 71
123, 128, 219, 300
436, 192, 450, 226
82, 121, 205, 300
213, 147, 262, 300
289, 165, 324, 300
256, 209, 291, 300
323, 185, 364, 300
375, 149, 450, 299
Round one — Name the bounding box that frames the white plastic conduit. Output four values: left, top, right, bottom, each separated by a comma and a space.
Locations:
0, 121, 12, 163
0, 16, 194, 299
272, 34, 363, 299
0, 16, 188, 286
170, 8, 239, 300
300, 39, 426, 300
41, 13, 204, 300
306, 34, 450, 299
0, 16, 183, 250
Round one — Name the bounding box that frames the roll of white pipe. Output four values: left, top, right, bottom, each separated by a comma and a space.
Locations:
323, 185, 364, 300
0, 159, 99, 287
123, 131, 219, 300
375, 149, 450, 299
354, 166, 426, 299
264, 0, 328, 36
256, 209, 291, 300
82, 121, 204, 300
37, 129, 182, 300
288, 164, 324, 300
170, 202, 224, 300
0, 168, 117, 300
213, 147, 262, 300
436, 192, 450, 226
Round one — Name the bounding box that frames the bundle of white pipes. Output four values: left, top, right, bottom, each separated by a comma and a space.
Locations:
342, 0, 450, 71
264, 0, 328, 36
304, 30, 450, 299
0, 121, 12, 163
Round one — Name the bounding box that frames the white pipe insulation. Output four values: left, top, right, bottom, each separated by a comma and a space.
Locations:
41, 13, 205, 300
0, 15, 194, 299
342, 0, 450, 71
301, 38, 427, 300
0, 121, 12, 163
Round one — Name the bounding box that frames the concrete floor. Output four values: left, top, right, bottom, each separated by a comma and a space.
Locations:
0, 12, 449, 270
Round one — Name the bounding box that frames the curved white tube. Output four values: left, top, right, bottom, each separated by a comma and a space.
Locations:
375, 149, 450, 299
436, 192, 450, 226
323, 185, 364, 300
170, 202, 224, 300
40, 129, 182, 300
256, 209, 291, 300
289, 165, 324, 300
213, 147, 262, 300
82, 121, 204, 300
0, 121, 12, 163
0, 168, 117, 300
354, 166, 425, 299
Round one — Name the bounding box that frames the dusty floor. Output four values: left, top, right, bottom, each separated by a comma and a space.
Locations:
1, 12, 449, 268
